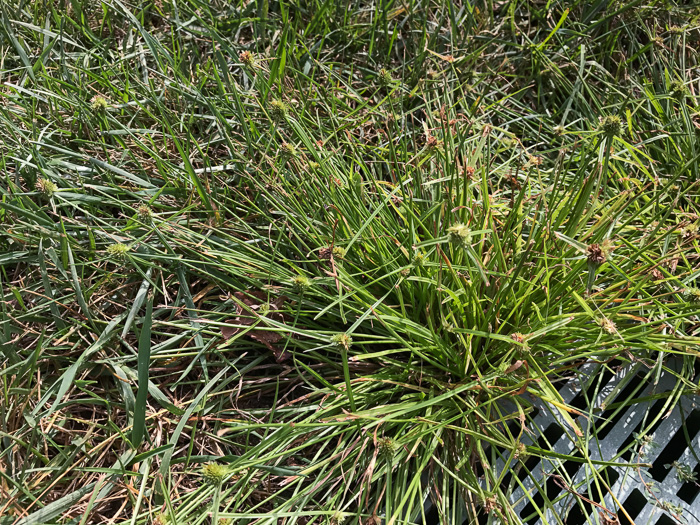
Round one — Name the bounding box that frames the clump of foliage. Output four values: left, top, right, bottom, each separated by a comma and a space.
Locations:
1, 1, 699, 524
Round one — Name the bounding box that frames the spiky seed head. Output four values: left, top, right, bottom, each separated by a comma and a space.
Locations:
427, 70, 442, 81
36, 178, 57, 197
137, 204, 152, 221
553, 125, 565, 136
201, 462, 229, 486
514, 442, 529, 461
681, 223, 699, 238
426, 135, 440, 151
280, 141, 297, 157
447, 223, 471, 248
528, 155, 542, 167
510, 332, 525, 344
599, 115, 622, 137
332, 246, 346, 259
330, 332, 352, 348
482, 494, 500, 515
600, 238, 615, 260
329, 511, 345, 525
378, 68, 394, 87
269, 99, 288, 122
599, 317, 617, 334
308, 161, 320, 170
669, 25, 684, 34
670, 80, 687, 99
412, 252, 425, 267
587, 243, 605, 265
684, 287, 700, 302
218, 519, 233, 525
239, 50, 256, 68
90, 95, 108, 111
106, 243, 130, 260
152, 513, 169, 525
291, 274, 311, 292
376, 437, 397, 459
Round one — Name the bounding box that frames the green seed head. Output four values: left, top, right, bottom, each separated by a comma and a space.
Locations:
599, 115, 622, 137
447, 223, 471, 248
137, 204, 153, 222
670, 80, 687, 99
152, 513, 170, 525
291, 274, 311, 292
598, 316, 617, 334
329, 511, 345, 525
269, 99, 288, 122
510, 332, 529, 352
684, 287, 700, 302
510, 332, 525, 344
106, 243, 130, 260
239, 50, 256, 68
514, 442, 529, 461
36, 178, 57, 197
280, 141, 297, 157
412, 252, 425, 267
378, 68, 394, 87
376, 437, 397, 459
332, 246, 346, 259
90, 95, 108, 111
600, 238, 615, 260
330, 332, 352, 348
201, 462, 229, 486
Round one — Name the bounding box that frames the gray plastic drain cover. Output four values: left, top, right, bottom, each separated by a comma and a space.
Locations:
506, 359, 700, 525
424, 359, 700, 524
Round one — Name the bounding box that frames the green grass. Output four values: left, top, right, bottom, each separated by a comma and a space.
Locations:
1, 0, 700, 523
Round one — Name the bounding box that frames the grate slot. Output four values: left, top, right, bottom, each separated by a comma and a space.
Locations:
618, 488, 647, 525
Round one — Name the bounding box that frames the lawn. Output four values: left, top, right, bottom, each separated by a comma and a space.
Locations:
1, 0, 700, 524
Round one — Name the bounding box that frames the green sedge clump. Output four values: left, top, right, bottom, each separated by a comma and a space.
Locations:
201, 462, 229, 486
447, 222, 471, 248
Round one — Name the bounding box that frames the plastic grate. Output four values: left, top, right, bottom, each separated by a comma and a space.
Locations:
422, 359, 700, 524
